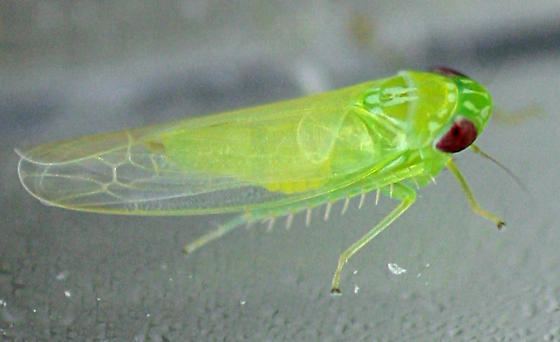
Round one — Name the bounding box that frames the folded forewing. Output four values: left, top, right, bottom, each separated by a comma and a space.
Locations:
17, 81, 392, 215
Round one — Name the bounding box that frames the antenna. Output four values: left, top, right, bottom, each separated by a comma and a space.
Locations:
470, 144, 528, 193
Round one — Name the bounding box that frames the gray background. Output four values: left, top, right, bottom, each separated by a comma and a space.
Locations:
1, 1, 560, 340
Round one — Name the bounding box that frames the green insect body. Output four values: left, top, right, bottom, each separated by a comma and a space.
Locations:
17, 69, 503, 293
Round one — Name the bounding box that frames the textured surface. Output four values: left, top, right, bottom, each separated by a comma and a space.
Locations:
1, 1, 560, 340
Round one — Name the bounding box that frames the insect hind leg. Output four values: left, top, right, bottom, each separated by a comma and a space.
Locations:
183, 207, 298, 255
184, 179, 386, 258
184, 215, 249, 255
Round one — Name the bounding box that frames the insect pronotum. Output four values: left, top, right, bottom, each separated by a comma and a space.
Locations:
17, 67, 505, 294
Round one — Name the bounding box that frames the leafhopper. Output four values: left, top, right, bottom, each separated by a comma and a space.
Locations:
17, 67, 504, 293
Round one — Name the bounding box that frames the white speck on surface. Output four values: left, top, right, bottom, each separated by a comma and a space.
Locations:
56, 271, 69, 281
240, 300, 246, 306
0, 299, 6, 307
353, 269, 358, 275
354, 285, 360, 294
64, 290, 71, 298
387, 263, 407, 275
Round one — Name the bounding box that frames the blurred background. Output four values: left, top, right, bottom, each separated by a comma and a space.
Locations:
1, 1, 560, 340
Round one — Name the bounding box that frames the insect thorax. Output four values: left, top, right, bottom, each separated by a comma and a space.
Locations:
358, 71, 460, 151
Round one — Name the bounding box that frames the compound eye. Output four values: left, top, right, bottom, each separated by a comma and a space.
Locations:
435, 118, 477, 153
431, 66, 468, 78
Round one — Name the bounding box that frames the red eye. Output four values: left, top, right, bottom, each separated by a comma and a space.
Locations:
435, 119, 477, 153
431, 66, 468, 78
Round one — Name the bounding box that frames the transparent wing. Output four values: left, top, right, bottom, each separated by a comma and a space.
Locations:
17, 81, 392, 215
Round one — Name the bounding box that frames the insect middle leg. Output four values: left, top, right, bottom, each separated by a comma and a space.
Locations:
330, 183, 416, 294
446, 159, 505, 229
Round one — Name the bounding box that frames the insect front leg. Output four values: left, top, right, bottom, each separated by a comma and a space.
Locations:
330, 183, 416, 294
446, 159, 505, 229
